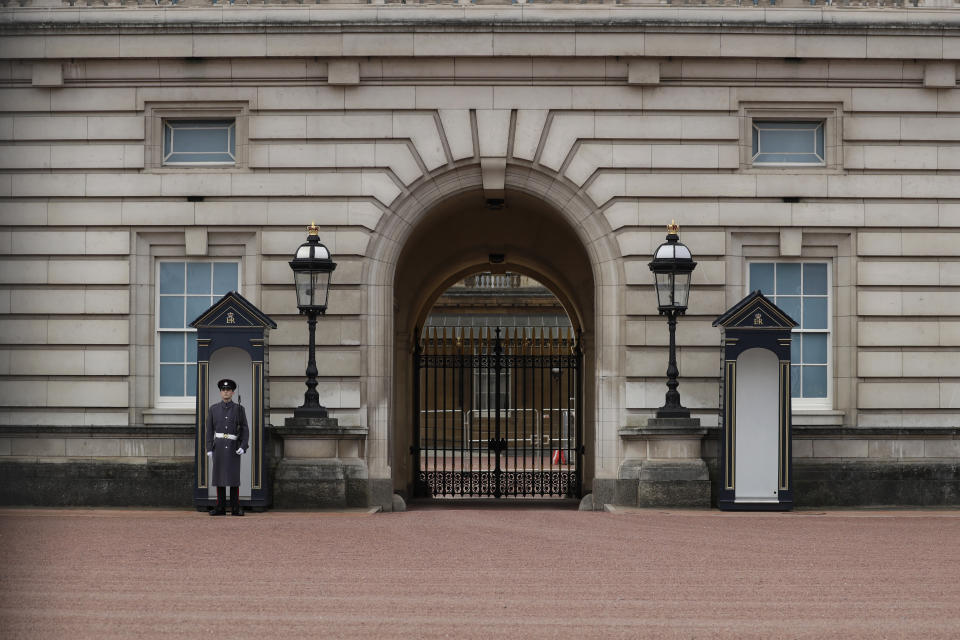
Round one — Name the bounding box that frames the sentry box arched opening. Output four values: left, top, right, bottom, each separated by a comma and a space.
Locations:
713, 291, 798, 511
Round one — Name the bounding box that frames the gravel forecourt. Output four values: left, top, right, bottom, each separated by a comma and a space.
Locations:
1, 504, 958, 639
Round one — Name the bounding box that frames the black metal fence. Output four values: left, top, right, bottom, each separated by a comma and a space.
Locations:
413, 326, 582, 498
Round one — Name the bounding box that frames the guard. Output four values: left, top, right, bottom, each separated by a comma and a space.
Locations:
205, 378, 249, 516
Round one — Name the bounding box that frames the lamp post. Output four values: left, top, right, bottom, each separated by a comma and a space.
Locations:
648, 221, 697, 419
289, 222, 337, 419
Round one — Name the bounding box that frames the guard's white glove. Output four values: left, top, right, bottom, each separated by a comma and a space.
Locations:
236, 448, 244, 455
207, 451, 213, 458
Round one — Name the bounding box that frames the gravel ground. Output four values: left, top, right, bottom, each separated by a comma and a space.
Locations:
1, 504, 959, 640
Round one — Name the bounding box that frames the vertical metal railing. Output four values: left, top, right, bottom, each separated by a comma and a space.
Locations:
414, 325, 580, 498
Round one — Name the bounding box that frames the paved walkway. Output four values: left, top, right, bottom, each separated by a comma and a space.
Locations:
1, 505, 959, 639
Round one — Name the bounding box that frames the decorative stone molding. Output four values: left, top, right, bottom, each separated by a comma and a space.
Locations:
924, 62, 957, 88
627, 60, 660, 86
327, 60, 360, 85
31, 62, 62, 87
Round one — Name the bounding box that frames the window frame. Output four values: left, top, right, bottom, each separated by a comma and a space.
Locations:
155, 258, 242, 408
739, 102, 843, 173
162, 119, 237, 167
751, 120, 825, 167
746, 259, 833, 411
144, 102, 249, 171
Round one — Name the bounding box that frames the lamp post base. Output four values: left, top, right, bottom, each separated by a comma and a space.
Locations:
273, 418, 373, 509
654, 406, 691, 420
292, 406, 329, 420
616, 416, 709, 509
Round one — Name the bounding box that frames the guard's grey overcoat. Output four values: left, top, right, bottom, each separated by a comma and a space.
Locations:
205, 401, 249, 487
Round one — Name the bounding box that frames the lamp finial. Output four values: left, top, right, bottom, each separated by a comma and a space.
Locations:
307, 222, 319, 236
667, 220, 679, 235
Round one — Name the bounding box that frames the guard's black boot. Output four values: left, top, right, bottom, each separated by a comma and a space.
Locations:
210, 487, 226, 516
230, 486, 243, 516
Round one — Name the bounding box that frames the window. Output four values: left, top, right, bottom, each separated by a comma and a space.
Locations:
474, 368, 511, 413
144, 103, 248, 170
157, 261, 239, 403
748, 262, 830, 406
752, 121, 824, 165
739, 103, 842, 172
163, 119, 236, 166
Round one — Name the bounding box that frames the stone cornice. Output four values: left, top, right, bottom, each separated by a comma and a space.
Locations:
3, 6, 960, 32
3, 6, 958, 62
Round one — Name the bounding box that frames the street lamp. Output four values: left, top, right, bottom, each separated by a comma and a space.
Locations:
648, 221, 697, 419
289, 222, 337, 419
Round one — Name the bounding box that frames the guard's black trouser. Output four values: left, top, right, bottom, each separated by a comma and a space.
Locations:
215, 486, 239, 507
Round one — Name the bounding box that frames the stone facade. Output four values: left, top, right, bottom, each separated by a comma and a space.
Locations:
1, 2, 959, 509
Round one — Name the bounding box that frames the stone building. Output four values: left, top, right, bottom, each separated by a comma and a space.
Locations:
0, 1, 958, 509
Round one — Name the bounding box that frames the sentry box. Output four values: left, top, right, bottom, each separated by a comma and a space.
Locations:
190, 292, 277, 511
713, 291, 798, 511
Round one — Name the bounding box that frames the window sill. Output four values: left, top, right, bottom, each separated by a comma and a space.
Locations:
739, 165, 843, 175
792, 410, 844, 428
144, 166, 250, 174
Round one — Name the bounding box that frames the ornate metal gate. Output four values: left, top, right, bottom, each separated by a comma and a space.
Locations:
413, 326, 582, 498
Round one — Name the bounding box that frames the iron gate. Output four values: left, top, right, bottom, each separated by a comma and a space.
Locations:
413, 326, 582, 498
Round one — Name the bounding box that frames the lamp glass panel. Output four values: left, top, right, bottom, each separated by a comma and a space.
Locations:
655, 272, 673, 307
294, 270, 313, 308
673, 272, 691, 308
312, 270, 331, 308
655, 244, 675, 260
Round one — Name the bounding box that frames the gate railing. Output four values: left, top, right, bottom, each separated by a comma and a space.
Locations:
418, 407, 577, 450
413, 325, 582, 498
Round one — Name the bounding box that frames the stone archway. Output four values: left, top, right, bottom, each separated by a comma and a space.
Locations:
362, 165, 624, 506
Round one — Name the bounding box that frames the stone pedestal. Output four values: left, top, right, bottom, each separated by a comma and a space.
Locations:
270, 417, 370, 509
618, 417, 712, 508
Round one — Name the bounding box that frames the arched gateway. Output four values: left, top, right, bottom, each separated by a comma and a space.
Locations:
362, 165, 624, 505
